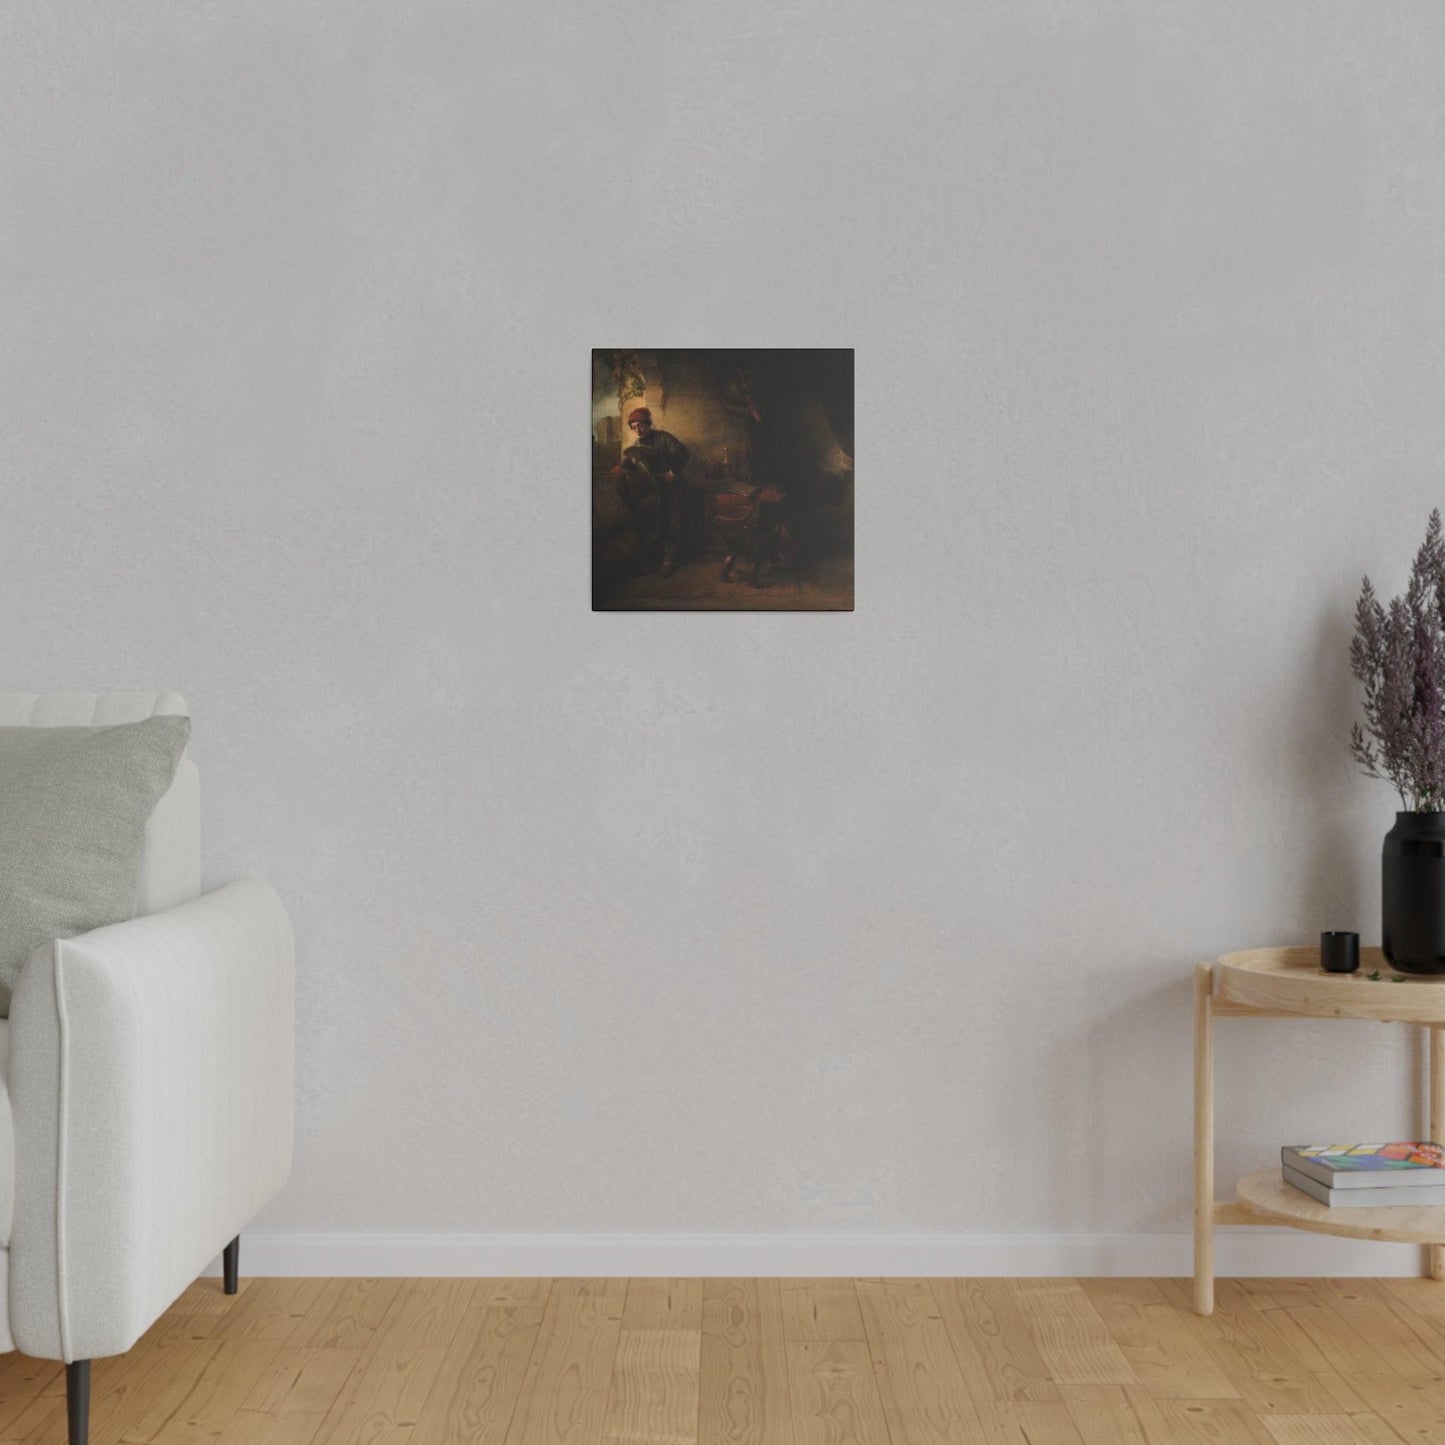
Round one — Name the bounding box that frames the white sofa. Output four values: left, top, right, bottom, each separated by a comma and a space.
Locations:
0, 693, 294, 1445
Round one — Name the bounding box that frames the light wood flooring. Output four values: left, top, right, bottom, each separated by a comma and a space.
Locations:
6, 1276, 1445, 1442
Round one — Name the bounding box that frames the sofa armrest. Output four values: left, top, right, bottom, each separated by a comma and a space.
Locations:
7, 879, 294, 1361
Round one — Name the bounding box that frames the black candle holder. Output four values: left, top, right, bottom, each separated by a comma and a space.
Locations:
1320, 931, 1360, 974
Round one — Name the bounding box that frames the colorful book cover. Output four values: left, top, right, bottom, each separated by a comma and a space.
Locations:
1287, 1143, 1445, 1173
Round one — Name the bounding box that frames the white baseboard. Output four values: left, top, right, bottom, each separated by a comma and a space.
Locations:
205, 1230, 1431, 1278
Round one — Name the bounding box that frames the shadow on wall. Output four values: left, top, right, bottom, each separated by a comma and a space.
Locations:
1290, 608, 1373, 939
1061, 974, 1188, 1234
1053, 605, 1397, 1234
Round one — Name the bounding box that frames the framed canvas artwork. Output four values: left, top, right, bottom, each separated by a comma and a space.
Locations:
592, 348, 854, 611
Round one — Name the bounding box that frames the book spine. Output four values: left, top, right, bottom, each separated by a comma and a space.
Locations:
1282, 1167, 1331, 1205
1282, 1166, 1445, 1208
1281, 1151, 1336, 1188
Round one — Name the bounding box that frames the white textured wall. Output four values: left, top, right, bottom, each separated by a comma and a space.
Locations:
4, 0, 1445, 1241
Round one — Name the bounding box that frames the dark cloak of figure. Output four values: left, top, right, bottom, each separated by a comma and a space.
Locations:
616, 406, 690, 575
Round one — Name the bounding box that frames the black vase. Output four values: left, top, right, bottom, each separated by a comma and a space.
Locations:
1383, 812, 1445, 975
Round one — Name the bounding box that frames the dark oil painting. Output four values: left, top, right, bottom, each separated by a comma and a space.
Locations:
592, 349, 854, 611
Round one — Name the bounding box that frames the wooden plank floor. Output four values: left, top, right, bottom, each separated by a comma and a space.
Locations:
6, 1277, 1445, 1442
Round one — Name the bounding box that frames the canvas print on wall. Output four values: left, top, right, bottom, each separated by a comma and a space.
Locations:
592, 349, 854, 611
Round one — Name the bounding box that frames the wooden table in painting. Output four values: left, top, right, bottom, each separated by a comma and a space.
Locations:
1193, 947, 1445, 1315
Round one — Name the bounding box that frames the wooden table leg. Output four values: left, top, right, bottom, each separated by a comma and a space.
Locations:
1194, 962, 1215, 1315
1431, 1025, 1445, 1282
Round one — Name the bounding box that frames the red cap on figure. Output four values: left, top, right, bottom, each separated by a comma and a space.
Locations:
627, 407, 651, 425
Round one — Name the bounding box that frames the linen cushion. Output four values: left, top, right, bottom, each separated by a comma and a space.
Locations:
0, 1019, 11, 1249
0, 716, 191, 1014
0, 694, 201, 919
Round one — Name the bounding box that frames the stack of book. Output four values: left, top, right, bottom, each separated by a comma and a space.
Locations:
1282, 1143, 1445, 1207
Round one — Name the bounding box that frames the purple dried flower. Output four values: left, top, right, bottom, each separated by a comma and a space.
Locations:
1352, 511, 1445, 810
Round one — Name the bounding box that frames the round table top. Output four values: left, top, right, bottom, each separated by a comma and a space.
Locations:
1215, 946, 1445, 1023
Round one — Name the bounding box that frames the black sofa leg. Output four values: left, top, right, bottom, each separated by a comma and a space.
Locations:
64, 1238, 237, 1445
223, 1235, 240, 1295
67, 1360, 89, 1445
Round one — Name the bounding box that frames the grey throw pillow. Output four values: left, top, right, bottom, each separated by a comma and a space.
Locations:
0, 715, 191, 1014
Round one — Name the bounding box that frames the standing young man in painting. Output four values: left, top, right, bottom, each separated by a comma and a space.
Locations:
619, 406, 690, 577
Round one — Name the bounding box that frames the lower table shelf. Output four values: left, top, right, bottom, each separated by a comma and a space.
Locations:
1195, 957, 1445, 1315
1234, 1168, 1445, 1245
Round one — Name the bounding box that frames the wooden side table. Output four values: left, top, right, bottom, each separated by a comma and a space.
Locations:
1194, 947, 1445, 1315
